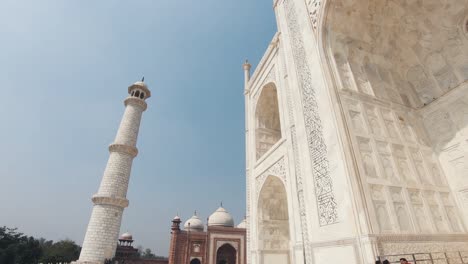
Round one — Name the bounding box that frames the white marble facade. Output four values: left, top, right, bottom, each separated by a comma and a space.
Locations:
244, 1, 468, 264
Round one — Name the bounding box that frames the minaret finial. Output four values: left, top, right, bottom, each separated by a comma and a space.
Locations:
141, 76, 145, 82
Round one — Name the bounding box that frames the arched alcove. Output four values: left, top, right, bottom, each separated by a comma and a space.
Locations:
325, 0, 468, 108
257, 176, 290, 264
255, 83, 282, 160
216, 243, 236, 264
321, 0, 468, 234
190, 258, 202, 264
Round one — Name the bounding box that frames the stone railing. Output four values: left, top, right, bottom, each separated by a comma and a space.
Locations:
378, 251, 468, 264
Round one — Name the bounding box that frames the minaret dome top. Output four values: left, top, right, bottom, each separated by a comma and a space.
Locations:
128, 80, 151, 100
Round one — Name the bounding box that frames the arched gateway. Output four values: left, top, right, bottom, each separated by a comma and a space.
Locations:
257, 176, 290, 264
216, 243, 236, 264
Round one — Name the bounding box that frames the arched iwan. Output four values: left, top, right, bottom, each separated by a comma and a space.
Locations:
255, 83, 282, 160
257, 176, 290, 264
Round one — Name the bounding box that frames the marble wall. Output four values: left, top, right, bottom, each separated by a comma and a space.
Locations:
326, 0, 468, 235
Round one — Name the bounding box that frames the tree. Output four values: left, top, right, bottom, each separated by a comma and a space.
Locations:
0, 226, 81, 264
40, 239, 81, 263
141, 248, 157, 259
0, 226, 42, 264
136, 245, 144, 257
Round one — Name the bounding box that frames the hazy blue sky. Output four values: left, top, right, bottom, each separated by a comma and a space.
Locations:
0, 0, 276, 256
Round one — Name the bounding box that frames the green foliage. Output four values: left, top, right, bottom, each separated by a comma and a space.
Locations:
0, 226, 80, 264
39, 239, 81, 263
141, 248, 157, 259
0, 226, 43, 264
136, 246, 166, 260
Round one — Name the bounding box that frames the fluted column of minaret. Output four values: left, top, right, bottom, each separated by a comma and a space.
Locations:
75, 81, 151, 264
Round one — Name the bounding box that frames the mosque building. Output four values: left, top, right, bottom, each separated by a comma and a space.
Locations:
112, 206, 245, 264
168, 206, 246, 264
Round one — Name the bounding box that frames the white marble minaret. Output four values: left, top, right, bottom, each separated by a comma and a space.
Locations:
75, 80, 150, 264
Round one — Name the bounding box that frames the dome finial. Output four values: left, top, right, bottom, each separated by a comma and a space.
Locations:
194, 210, 197, 216
141, 76, 145, 82
208, 205, 234, 227
220, 201, 223, 207
184, 213, 204, 231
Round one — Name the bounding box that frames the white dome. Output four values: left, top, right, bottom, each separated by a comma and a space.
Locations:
208, 207, 234, 227
237, 218, 246, 229
133, 81, 147, 88
184, 214, 204, 232
120, 232, 133, 240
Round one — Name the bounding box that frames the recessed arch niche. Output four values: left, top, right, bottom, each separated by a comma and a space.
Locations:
216, 243, 236, 264
190, 258, 202, 264
255, 83, 282, 160
257, 176, 290, 264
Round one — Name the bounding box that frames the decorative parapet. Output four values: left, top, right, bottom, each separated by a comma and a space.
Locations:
373, 234, 468, 243
91, 195, 129, 208
108, 144, 138, 158
124, 97, 147, 111
375, 234, 468, 255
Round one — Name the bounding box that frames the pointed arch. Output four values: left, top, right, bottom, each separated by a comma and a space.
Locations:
255, 83, 282, 160
190, 258, 201, 264
216, 243, 236, 264
257, 176, 290, 264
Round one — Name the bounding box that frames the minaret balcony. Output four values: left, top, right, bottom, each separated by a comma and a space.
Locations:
91, 195, 129, 208
108, 144, 138, 157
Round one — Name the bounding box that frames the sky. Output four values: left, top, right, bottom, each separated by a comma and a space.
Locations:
0, 0, 276, 256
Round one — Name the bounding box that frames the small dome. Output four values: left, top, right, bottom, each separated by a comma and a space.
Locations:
184, 214, 204, 232
237, 218, 246, 229
208, 207, 234, 227
133, 81, 147, 88
120, 232, 133, 240
173, 215, 181, 221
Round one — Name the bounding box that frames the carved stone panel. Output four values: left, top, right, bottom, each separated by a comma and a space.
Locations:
357, 137, 379, 179
371, 185, 393, 233
382, 111, 400, 140
392, 145, 416, 184
256, 157, 286, 196
365, 105, 384, 137
283, 0, 338, 226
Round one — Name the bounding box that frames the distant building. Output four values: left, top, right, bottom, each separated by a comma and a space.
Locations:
168, 207, 246, 264
114, 232, 168, 264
